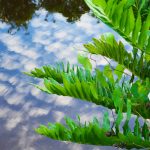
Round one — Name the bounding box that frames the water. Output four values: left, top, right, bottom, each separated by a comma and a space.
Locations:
0, 0, 122, 150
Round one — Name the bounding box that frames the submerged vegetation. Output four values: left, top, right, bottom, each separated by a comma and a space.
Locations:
25, 0, 150, 149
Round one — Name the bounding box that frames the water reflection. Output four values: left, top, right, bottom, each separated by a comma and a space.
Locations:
40, 0, 89, 22
0, 1, 130, 149
0, 0, 36, 28
0, 9, 120, 149
0, 0, 89, 30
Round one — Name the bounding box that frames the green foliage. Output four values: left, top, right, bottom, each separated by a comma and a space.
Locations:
134, 117, 141, 138
78, 55, 92, 71
123, 99, 132, 136
25, 63, 150, 119
142, 122, 150, 141
84, 33, 150, 79
127, 99, 131, 121
35, 115, 150, 149
102, 112, 110, 131
114, 64, 125, 81
85, 0, 150, 57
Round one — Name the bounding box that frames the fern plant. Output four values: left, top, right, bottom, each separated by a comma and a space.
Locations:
25, 0, 150, 149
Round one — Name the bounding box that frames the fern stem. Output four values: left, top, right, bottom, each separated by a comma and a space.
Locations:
103, 56, 132, 77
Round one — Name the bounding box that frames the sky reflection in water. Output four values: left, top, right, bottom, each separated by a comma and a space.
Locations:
0, 1, 130, 150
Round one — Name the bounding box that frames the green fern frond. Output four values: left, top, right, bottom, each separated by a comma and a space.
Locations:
25, 63, 150, 119
35, 115, 150, 149
24, 62, 95, 84
85, 0, 150, 56
84, 33, 150, 79
38, 69, 114, 108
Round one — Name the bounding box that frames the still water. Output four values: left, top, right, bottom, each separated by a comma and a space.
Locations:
0, 0, 124, 150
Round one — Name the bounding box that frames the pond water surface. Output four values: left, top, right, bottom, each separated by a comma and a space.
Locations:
0, 1, 124, 150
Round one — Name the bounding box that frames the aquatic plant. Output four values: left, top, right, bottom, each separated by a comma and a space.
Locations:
25, 0, 150, 149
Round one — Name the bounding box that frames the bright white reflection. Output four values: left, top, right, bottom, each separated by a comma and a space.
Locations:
5, 110, 23, 131
0, 108, 10, 118
5, 93, 25, 105
0, 84, 9, 96
54, 96, 73, 106
28, 107, 49, 117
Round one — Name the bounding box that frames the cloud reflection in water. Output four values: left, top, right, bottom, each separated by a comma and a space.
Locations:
0, 9, 126, 150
